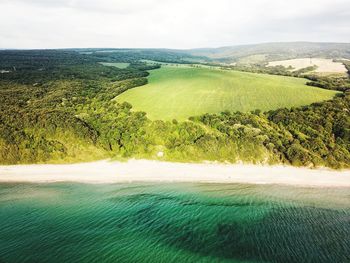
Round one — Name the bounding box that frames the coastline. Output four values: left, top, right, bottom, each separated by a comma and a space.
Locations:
0, 159, 349, 187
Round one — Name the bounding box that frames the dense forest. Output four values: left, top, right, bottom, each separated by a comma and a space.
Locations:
0, 50, 349, 168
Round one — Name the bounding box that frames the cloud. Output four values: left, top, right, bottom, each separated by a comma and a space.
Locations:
2, 0, 169, 14
0, 0, 349, 49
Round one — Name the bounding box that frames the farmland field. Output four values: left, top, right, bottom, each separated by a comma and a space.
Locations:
268, 58, 347, 74
116, 66, 339, 120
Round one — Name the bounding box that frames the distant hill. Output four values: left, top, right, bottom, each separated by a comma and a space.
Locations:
184, 42, 350, 63
67, 42, 350, 65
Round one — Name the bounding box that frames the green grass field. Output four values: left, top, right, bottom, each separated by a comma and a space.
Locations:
100, 62, 130, 69
116, 66, 339, 120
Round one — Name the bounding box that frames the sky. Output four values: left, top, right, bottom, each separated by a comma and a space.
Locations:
0, 0, 349, 49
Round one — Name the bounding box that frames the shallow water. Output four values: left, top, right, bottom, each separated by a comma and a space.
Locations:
0, 183, 349, 263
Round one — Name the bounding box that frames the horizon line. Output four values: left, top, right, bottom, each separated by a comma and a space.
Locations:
1, 41, 350, 51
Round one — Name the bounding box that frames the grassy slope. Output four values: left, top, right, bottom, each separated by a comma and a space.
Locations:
116, 66, 339, 120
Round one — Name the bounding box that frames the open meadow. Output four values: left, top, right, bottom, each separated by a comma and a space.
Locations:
116, 66, 339, 120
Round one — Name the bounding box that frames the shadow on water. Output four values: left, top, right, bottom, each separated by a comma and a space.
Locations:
113, 191, 350, 263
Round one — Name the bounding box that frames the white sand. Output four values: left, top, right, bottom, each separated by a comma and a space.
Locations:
0, 160, 349, 187
268, 58, 347, 73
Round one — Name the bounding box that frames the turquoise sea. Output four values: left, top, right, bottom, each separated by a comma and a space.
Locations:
0, 183, 349, 263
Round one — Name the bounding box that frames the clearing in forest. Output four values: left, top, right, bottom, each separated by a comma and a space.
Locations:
116, 66, 339, 120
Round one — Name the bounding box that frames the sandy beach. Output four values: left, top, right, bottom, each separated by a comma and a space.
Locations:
0, 159, 349, 187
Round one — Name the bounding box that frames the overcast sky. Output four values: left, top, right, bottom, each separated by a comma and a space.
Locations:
0, 0, 349, 49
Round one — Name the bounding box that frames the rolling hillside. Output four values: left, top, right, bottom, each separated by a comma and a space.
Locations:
186, 42, 350, 63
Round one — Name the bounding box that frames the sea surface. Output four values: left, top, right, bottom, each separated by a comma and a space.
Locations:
0, 183, 349, 263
